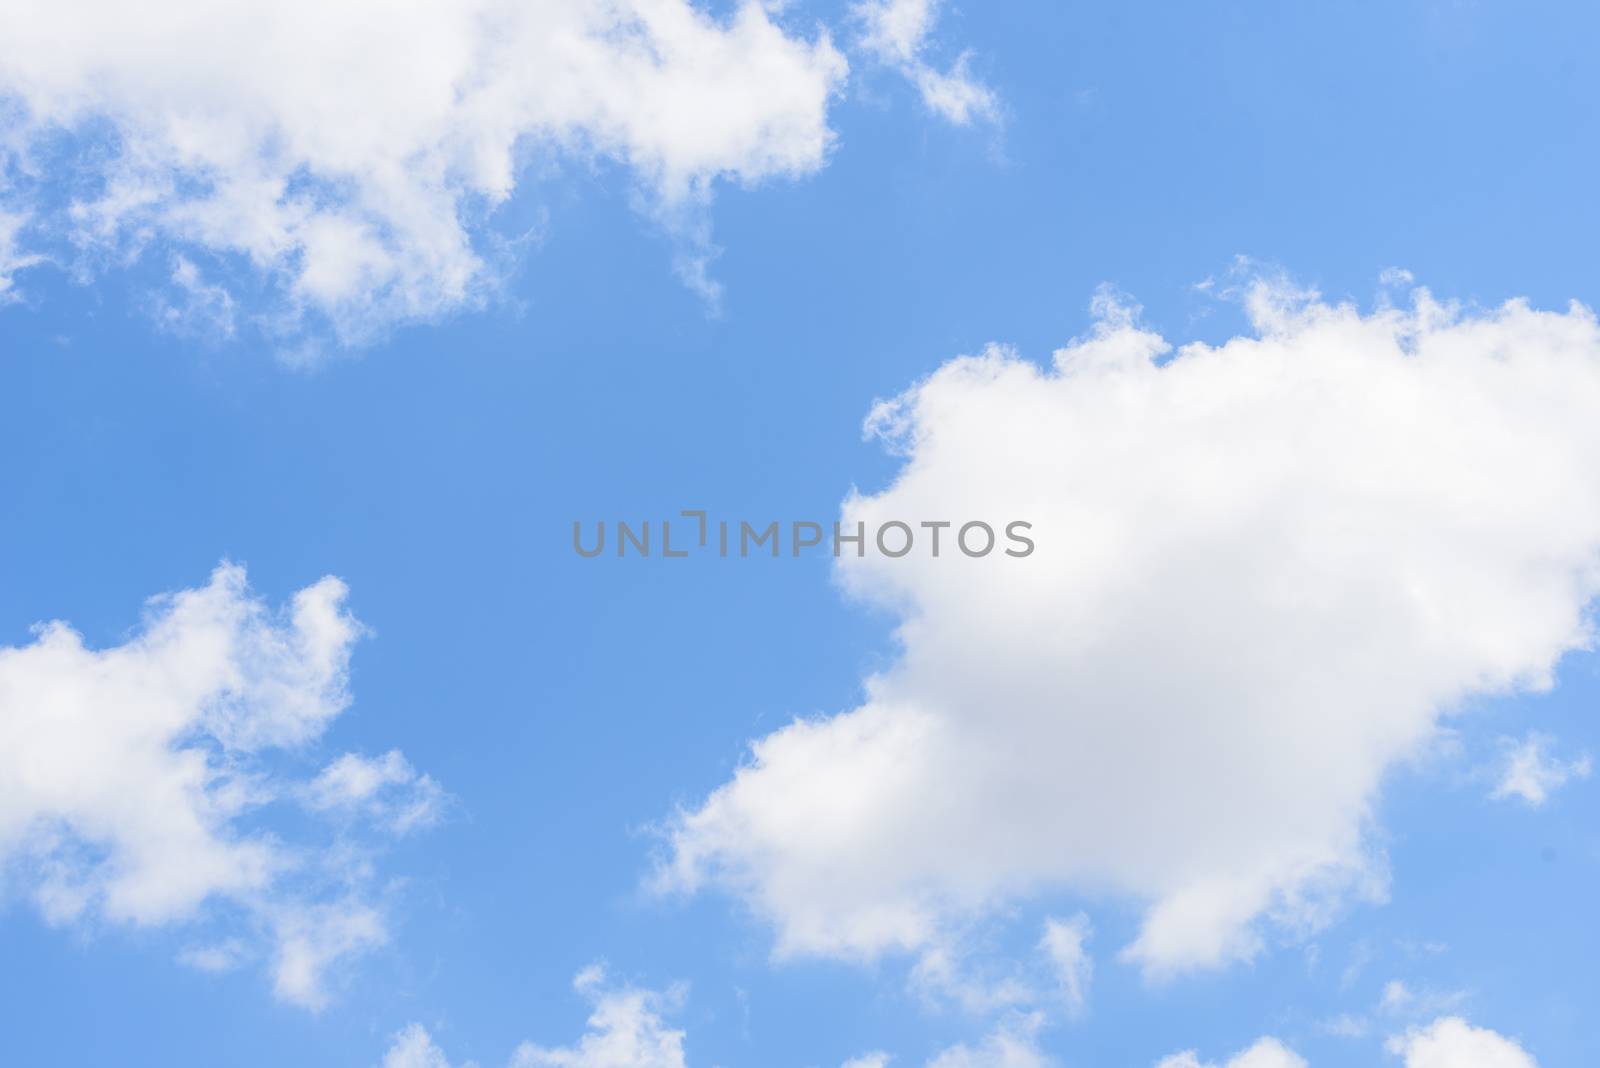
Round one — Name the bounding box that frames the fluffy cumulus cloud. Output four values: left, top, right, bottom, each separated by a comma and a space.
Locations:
0, 563, 435, 1007
1488, 732, 1591, 806
0, 0, 850, 342
662, 278, 1600, 979
852, 0, 997, 124
1386, 1017, 1539, 1068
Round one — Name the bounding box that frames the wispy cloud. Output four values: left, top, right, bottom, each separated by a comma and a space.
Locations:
1489, 733, 1591, 807
851, 0, 999, 125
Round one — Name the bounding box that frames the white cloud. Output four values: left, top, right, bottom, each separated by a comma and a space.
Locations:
177, 936, 247, 974
270, 898, 388, 1009
384, 1024, 461, 1068
0, 0, 849, 343
1488, 733, 1591, 806
511, 967, 687, 1068
852, 0, 997, 124
1155, 1037, 1306, 1068
842, 1055, 893, 1068
1317, 975, 1468, 1041
1387, 1017, 1539, 1068
1038, 913, 1093, 1017
1319, 1014, 1368, 1038
924, 1013, 1053, 1068
307, 749, 446, 834
0, 563, 434, 1007
0, 207, 42, 302
1378, 979, 1468, 1021
385, 967, 687, 1068
150, 256, 238, 341
662, 279, 1600, 980
902, 915, 1091, 1019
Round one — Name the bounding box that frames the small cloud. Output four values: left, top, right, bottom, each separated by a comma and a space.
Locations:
1378, 979, 1470, 1021
925, 1012, 1052, 1068
1319, 1013, 1369, 1038
1379, 266, 1416, 288
852, 0, 999, 125
384, 968, 689, 1068
909, 941, 1039, 1015
177, 938, 248, 974
1038, 913, 1093, 1018
382, 1023, 459, 1068
270, 899, 387, 1011
305, 750, 447, 835
149, 256, 236, 341
1155, 1037, 1306, 1068
1489, 733, 1591, 807
841, 1055, 892, 1068
510, 966, 688, 1068
0, 208, 45, 303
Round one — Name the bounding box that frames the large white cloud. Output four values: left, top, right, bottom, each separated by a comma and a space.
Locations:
0, 563, 435, 1007
662, 279, 1600, 979
0, 0, 850, 342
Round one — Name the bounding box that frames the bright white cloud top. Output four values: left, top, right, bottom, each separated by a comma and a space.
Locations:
0, 0, 850, 341
663, 279, 1600, 979
1387, 1017, 1540, 1068
0, 564, 434, 1008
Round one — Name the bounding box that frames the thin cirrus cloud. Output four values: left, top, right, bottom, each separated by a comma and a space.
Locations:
0, 563, 438, 1009
0, 0, 852, 346
661, 275, 1600, 981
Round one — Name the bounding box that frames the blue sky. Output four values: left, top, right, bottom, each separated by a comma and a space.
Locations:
1, 2, 1598, 1066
